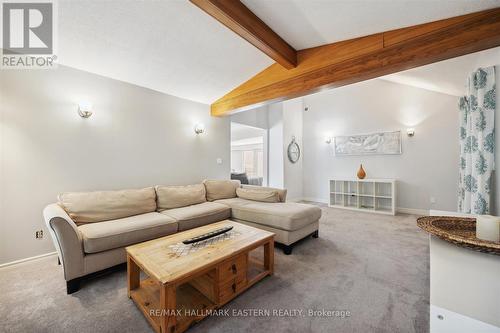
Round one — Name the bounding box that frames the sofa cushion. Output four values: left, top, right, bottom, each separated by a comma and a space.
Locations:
58, 187, 157, 225
215, 198, 321, 231
236, 187, 280, 203
161, 202, 231, 231
241, 185, 287, 202
155, 184, 206, 210
78, 212, 177, 253
203, 179, 241, 201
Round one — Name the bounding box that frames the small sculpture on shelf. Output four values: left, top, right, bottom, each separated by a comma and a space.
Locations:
357, 164, 366, 179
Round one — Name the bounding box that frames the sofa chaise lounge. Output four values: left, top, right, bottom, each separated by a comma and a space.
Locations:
44, 180, 321, 293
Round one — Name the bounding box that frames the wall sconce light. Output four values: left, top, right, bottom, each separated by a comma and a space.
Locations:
407, 128, 415, 137
78, 101, 93, 118
325, 136, 332, 144
194, 123, 205, 135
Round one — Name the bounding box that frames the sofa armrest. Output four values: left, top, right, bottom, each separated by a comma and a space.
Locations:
241, 184, 287, 202
43, 203, 84, 281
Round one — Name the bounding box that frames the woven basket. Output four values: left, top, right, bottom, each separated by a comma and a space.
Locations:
417, 216, 500, 256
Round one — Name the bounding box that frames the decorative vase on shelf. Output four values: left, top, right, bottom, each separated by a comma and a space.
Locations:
357, 164, 366, 179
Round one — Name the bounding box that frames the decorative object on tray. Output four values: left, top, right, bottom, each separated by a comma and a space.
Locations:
357, 164, 366, 179
182, 226, 233, 244
417, 216, 500, 255
334, 130, 401, 156
476, 215, 500, 242
287, 136, 300, 163
168, 230, 241, 258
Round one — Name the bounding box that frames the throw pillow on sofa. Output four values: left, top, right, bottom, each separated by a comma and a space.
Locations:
203, 179, 241, 201
58, 187, 157, 224
236, 187, 280, 203
155, 184, 206, 210
241, 184, 287, 202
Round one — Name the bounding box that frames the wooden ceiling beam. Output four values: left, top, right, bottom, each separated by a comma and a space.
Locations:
190, 0, 297, 69
210, 8, 500, 116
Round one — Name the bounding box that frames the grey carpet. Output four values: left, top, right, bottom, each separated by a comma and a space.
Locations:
0, 205, 430, 333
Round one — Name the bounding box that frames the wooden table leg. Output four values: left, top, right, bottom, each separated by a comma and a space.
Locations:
160, 283, 177, 333
264, 238, 274, 275
127, 255, 140, 298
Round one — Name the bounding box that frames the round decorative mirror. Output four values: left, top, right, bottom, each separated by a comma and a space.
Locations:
287, 136, 301, 163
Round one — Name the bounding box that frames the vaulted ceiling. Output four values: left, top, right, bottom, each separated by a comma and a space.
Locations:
381, 47, 500, 97
242, 0, 500, 49
58, 0, 500, 105
58, 0, 272, 104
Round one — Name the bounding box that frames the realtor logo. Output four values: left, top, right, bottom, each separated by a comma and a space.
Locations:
1, 0, 57, 68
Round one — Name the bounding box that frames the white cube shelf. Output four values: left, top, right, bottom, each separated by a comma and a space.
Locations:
329, 179, 396, 215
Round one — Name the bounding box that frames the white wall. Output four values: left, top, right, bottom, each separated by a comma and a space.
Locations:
282, 98, 304, 201
231, 123, 265, 141
230, 106, 268, 129
430, 236, 500, 330
429, 210, 500, 331
0, 65, 230, 264
302, 79, 459, 211
267, 103, 284, 188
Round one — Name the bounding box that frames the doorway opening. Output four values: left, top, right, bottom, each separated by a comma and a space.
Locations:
230, 122, 267, 186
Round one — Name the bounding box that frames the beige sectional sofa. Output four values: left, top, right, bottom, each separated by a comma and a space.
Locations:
44, 180, 321, 294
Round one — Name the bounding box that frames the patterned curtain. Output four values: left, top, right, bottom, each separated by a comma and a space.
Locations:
458, 67, 496, 214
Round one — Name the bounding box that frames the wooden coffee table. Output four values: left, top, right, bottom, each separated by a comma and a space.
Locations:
126, 220, 275, 333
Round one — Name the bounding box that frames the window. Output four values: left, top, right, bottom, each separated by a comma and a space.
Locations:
240, 149, 262, 178
230, 123, 266, 185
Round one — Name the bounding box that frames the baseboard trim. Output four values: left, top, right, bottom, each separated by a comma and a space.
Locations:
429, 210, 471, 217
0, 251, 57, 269
301, 197, 329, 204
295, 198, 429, 216
397, 207, 429, 215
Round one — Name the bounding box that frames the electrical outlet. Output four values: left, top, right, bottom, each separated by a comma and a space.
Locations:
430, 197, 436, 204
35, 230, 43, 239
216, 158, 223, 165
